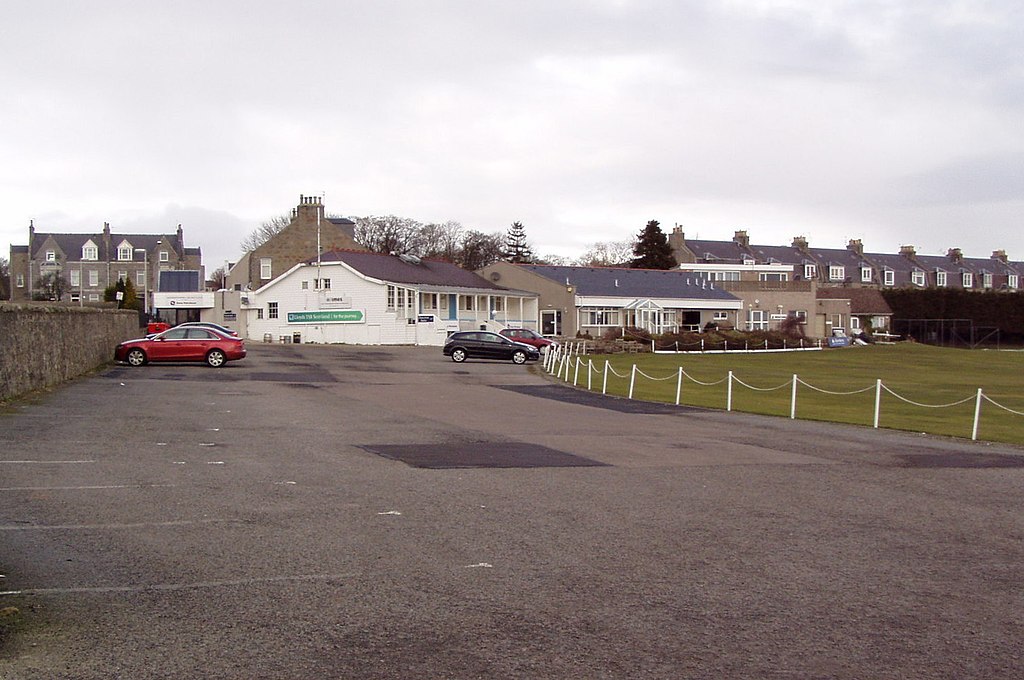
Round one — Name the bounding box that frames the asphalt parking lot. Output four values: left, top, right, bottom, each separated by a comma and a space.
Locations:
1, 343, 1023, 679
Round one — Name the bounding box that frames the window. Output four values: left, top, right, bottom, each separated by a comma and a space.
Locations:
962, 272, 973, 288
301, 281, 309, 290
759, 272, 788, 282
459, 295, 475, 311
830, 266, 845, 281
159, 251, 169, 263
118, 245, 132, 261
936, 271, 947, 287
861, 267, 872, 283
16, 274, 24, 288
260, 258, 272, 279
851, 317, 861, 331
70, 270, 81, 287
257, 308, 264, 320
89, 293, 99, 302
421, 293, 438, 310
82, 244, 97, 260
804, 264, 816, 279
268, 302, 278, 319
982, 273, 992, 289
883, 270, 895, 286
748, 310, 768, 331
396, 288, 405, 310
386, 285, 396, 310
314, 278, 331, 290
911, 270, 925, 287
583, 308, 620, 326
1009, 275, 1019, 290
491, 297, 504, 312
117, 270, 127, 282
790, 310, 808, 323
713, 311, 729, 321
136, 270, 145, 286
88, 270, 99, 287
70, 293, 80, 303
46, 250, 56, 262
710, 271, 740, 281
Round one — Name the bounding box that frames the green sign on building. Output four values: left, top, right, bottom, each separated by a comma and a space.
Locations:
287, 310, 365, 324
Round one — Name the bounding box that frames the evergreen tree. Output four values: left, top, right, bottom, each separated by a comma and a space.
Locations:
122, 277, 140, 310
630, 220, 677, 269
504, 221, 533, 264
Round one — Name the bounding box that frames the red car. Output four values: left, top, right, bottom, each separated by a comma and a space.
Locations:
115, 327, 247, 368
499, 328, 557, 351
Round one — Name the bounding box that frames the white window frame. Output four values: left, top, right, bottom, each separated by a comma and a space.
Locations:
1009, 275, 1019, 290
386, 285, 396, 310
962, 272, 973, 288
748, 309, 769, 331
713, 310, 729, 321
421, 293, 439, 310
88, 270, 99, 287
118, 245, 133, 261
46, 250, 56, 262
16, 273, 25, 288
936, 271, 947, 287
851, 317, 861, 331
82, 244, 98, 261
883, 270, 895, 286
582, 308, 620, 327
268, 302, 278, 319
982, 273, 992, 289
301, 281, 309, 290
911, 270, 925, 287
159, 251, 170, 263
117, 270, 128, 282
70, 269, 81, 287
458, 295, 475, 311
830, 265, 845, 281
860, 267, 872, 283
804, 264, 816, 279
260, 258, 272, 279
89, 293, 99, 302
136, 270, 145, 286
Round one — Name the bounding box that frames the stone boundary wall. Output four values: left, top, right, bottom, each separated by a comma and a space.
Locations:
0, 304, 140, 402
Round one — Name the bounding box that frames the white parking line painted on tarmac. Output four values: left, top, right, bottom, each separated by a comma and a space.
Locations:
0, 519, 238, 531
0, 460, 95, 464
0, 484, 176, 492
0, 572, 356, 596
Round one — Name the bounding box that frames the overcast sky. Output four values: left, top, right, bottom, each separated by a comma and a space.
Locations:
3, 0, 1023, 270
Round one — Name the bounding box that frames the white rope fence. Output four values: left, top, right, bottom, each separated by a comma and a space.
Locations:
542, 351, 1023, 441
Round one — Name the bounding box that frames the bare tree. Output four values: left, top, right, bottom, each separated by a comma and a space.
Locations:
418, 221, 465, 261
458, 231, 505, 270
575, 240, 633, 267
208, 266, 227, 289
34, 271, 69, 301
239, 214, 290, 253
354, 215, 424, 255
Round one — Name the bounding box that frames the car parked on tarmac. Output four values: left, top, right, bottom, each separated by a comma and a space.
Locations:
442, 331, 541, 364
175, 321, 240, 337
115, 326, 247, 368
499, 328, 557, 352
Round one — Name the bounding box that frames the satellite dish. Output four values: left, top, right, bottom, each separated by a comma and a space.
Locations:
490, 272, 501, 281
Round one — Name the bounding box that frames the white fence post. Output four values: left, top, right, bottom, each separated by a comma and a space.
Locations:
587, 359, 593, 391
602, 360, 609, 395
972, 388, 983, 441
573, 357, 581, 386
873, 379, 882, 428
676, 367, 683, 406
628, 364, 637, 400
727, 370, 733, 411
790, 374, 798, 419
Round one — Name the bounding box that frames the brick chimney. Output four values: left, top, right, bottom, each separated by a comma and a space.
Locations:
792, 236, 809, 252
733, 230, 749, 247
847, 239, 863, 256
899, 244, 916, 258
293, 194, 325, 224
947, 247, 963, 263
992, 249, 1009, 263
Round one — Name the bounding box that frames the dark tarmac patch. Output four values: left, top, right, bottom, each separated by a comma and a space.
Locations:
497, 384, 701, 414
360, 442, 610, 469
896, 452, 1024, 469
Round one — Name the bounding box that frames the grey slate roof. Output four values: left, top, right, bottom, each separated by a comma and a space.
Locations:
316, 250, 507, 290
30, 232, 183, 261
682, 238, 754, 264
517, 265, 739, 301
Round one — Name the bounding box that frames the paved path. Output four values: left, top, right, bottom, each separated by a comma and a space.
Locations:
1, 343, 1022, 678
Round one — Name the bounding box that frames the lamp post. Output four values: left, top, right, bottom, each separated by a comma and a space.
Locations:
134, 248, 148, 315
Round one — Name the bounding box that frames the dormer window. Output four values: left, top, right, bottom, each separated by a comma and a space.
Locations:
982, 272, 992, 289
962, 272, 973, 288
860, 267, 872, 282
804, 264, 817, 279
936, 270, 947, 287
117, 241, 133, 261
82, 241, 98, 260
1009, 275, 1019, 290
911, 270, 925, 287
742, 257, 755, 266
829, 265, 845, 281
159, 251, 169, 263
45, 250, 56, 262
883, 270, 895, 286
